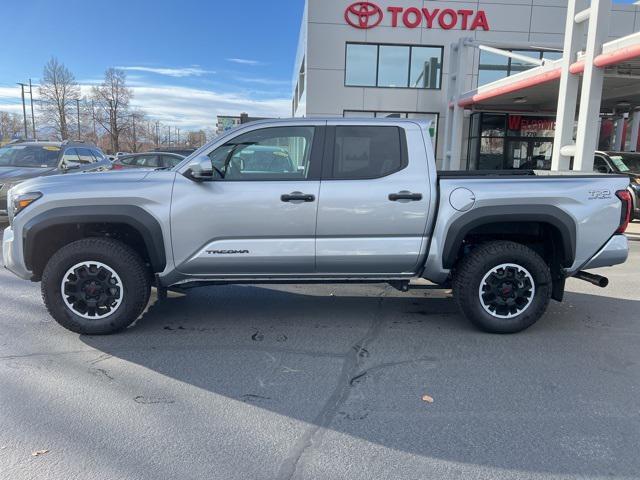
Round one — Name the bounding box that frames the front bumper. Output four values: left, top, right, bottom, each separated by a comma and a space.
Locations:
2, 226, 32, 280
580, 234, 629, 271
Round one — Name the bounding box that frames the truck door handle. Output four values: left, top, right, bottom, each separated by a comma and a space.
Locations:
388, 191, 423, 202
281, 192, 315, 202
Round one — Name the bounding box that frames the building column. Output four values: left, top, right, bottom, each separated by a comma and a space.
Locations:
552, 0, 588, 171
573, 0, 611, 171
613, 116, 625, 151
630, 110, 640, 152
443, 37, 471, 170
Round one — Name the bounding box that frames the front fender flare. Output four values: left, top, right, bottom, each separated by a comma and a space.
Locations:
23, 205, 167, 273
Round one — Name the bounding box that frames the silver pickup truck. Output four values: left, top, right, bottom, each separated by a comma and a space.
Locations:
2, 119, 632, 335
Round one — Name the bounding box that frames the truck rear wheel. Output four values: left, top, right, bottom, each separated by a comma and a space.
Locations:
41, 238, 151, 335
453, 241, 551, 333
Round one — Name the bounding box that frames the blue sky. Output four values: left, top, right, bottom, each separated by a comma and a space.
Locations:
0, 0, 637, 130
0, 0, 305, 130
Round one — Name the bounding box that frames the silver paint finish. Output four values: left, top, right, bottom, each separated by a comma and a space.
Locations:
0, 118, 630, 289
580, 234, 629, 271
422, 174, 631, 284
449, 187, 476, 212
316, 120, 433, 274
171, 176, 320, 275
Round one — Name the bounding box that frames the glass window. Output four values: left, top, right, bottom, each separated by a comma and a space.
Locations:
345, 44, 377, 87
76, 148, 96, 164
332, 126, 403, 179
209, 126, 315, 181
378, 45, 409, 87
410, 47, 442, 88
480, 114, 506, 137
510, 50, 542, 75
134, 155, 160, 167
478, 51, 510, 85
542, 51, 562, 61
90, 149, 105, 162
478, 138, 504, 170
0, 145, 60, 168
162, 155, 183, 168
61, 148, 80, 166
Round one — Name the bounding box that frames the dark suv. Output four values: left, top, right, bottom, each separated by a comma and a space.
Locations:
0, 140, 111, 222
594, 151, 640, 220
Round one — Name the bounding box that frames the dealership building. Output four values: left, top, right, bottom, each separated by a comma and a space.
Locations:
291, 0, 640, 169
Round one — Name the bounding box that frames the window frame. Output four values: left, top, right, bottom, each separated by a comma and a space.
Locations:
204, 125, 325, 182
344, 42, 443, 90
321, 125, 409, 181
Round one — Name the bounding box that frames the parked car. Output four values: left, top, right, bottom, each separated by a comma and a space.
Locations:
111, 152, 185, 170
0, 140, 111, 223
593, 151, 640, 219
115, 152, 130, 157
2, 119, 631, 335
154, 148, 196, 157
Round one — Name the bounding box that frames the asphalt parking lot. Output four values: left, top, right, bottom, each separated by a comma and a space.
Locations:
1, 227, 639, 480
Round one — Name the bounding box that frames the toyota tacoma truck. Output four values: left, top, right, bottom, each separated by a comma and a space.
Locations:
2, 119, 632, 335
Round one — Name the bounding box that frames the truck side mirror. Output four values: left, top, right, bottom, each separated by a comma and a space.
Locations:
187, 155, 214, 181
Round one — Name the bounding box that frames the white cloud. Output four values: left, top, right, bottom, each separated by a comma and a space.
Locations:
226, 58, 263, 66
126, 84, 290, 129
0, 84, 290, 131
237, 77, 291, 86
115, 66, 215, 78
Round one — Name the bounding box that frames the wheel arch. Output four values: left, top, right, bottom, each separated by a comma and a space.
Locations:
23, 205, 166, 280
442, 205, 577, 270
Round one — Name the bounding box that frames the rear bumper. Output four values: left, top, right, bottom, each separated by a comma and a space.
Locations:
580, 234, 629, 271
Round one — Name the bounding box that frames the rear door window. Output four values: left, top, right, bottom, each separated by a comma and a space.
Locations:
162, 155, 183, 168
330, 126, 405, 179
76, 148, 96, 164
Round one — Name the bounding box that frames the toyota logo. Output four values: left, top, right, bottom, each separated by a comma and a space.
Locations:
345, 2, 383, 29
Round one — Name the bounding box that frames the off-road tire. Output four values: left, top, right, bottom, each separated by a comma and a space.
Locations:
42, 238, 151, 335
453, 241, 552, 334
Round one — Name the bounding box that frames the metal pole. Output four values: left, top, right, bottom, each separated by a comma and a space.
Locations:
28, 79, 36, 139
17, 83, 28, 139
91, 100, 97, 138
156, 121, 159, 149
76, 98, 81, 139
132, 114, 136, 152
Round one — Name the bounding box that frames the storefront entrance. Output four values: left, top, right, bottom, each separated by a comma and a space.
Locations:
505, 138, 553, 170
467, 113, 556, 170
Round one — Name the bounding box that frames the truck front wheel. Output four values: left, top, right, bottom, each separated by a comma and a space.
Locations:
453, 241, 552, 333
41, 238, 151, 335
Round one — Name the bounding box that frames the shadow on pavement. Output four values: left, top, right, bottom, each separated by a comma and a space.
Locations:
79, 284, 640, 477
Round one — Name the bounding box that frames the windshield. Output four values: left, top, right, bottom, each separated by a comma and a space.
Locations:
0, 145, 61, 168
609, 154, 640, 174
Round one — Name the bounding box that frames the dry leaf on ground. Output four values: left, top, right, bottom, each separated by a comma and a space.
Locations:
31, 449, 49, 457
421, 394, 434, 403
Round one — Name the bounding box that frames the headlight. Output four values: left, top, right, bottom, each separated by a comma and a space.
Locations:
633, 177, 640, 185
8, 191, 42, 224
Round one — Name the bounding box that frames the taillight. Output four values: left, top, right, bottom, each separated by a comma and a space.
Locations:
615, 190, 632, 234
112, 164, 123, 170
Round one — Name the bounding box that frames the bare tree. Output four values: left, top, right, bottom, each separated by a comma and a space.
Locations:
38, 58, 79, 140
0, 111, 23, 142
91, 68, 132, 152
